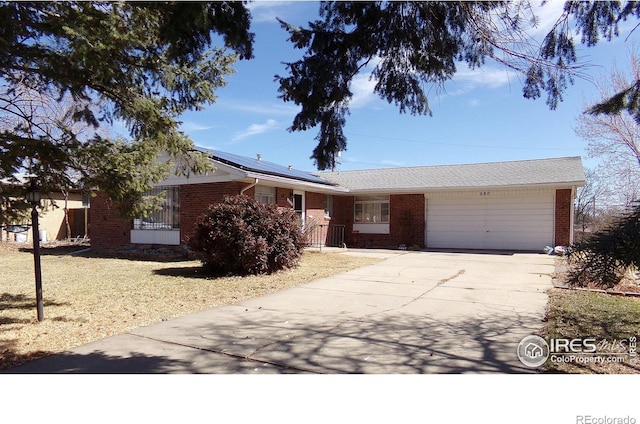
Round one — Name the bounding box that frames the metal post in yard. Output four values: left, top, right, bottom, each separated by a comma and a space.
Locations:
26, 182, 44, 322
31, 205, 44, 321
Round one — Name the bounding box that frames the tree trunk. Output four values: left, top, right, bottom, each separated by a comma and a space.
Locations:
62, 189, 71, 240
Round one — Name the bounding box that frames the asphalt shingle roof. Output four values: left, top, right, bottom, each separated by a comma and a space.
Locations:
317, 156, 586, 192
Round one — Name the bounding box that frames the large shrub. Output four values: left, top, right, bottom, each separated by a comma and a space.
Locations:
567, 204, 640, 288
187, 195, 305, 275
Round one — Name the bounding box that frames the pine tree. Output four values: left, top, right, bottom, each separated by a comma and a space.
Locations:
568, 204, 640, 288
276, 1, 640, 170
0, 1, 254, 220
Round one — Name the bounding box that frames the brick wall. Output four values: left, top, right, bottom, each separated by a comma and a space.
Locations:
555, 188, 572, 246
92, 182, 324, 252
89, 191, 131, 251
305, 191, 328, 224
390, 194, 425, 247
180, 181, 247, 243
275, 187, 291, 208
304, 191, 332, 245
330, 194, 425, 248
332, 195, 355, 245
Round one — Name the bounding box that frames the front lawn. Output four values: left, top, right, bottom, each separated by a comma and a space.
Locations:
0, 244, 381, 370
544, 288, 640, 373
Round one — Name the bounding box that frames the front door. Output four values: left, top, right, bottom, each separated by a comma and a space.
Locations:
293, 190, 305, 224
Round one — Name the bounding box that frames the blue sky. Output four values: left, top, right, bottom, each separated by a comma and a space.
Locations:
176, 1, 640, 174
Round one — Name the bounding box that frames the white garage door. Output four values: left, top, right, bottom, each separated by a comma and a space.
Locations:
426, 189, 554, 250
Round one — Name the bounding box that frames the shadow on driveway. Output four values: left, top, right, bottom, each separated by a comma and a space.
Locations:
7, 306, 542, 374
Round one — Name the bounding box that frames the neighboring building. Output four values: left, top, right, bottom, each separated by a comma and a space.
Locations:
90, 149, 585, 254
1, 187, 90, 244
34, 190, 90, 242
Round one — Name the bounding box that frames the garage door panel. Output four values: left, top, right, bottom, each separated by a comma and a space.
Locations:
426, 192, 554, 250
487, 212, 552, 225
487, 203, 550, 212
427, 231, 487, 249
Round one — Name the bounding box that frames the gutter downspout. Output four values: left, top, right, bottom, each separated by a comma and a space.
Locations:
569, 185, 576, 245
240, 178, 259, 196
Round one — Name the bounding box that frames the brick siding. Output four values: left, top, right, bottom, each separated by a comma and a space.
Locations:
90, 183, 342, 251
304, 191, 332, 245
331, 194, 425, 248
89, 191, 131, 251
305, 191, 329, 224
332, 195, 355, 245
93, 183, 567, 252
555, 188, 572, 246
179, 181, 249, 244
390, 194, 425, 247
275, 187, 291, 208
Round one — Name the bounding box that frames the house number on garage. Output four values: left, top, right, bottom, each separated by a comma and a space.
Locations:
480, 191, 491, 196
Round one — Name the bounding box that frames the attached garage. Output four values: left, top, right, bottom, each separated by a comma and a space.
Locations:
320, 156, 585, 251
425, 188, 555, 250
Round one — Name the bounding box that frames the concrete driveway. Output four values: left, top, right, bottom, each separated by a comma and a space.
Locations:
8, 250, 555, 373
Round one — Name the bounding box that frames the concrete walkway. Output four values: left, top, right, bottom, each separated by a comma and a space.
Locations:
8, 250, 555, 373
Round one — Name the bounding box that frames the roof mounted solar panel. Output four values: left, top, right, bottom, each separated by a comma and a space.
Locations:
193, 147, 333, 186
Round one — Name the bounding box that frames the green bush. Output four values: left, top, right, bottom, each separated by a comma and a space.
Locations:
187, 195, 305, 275
567, 204, 640, 288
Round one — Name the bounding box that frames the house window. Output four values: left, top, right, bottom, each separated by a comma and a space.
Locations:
255, 185, 276, 205
133, 186, 180, 230
354, 195, 389, 223
325, 195, 333, 218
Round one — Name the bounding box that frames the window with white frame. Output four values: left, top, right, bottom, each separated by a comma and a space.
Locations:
325, 194, 333, 218
354, 195, 389, 223
132, 186, 180, 230
254, 185, 276, 205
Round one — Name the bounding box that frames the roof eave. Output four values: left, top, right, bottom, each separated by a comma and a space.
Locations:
345, 181, 587, 194
244, 171, 349, 193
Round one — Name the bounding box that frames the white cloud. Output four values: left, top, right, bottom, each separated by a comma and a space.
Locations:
179, 121, 215, 132
529, 1, 568, 38
219, 99, 298, 117
454, 66, 514, 89
231, 119, 279, 143
348, 56, 510, 109
437, 2, 569, 99
467, 99, 480, 108
350, 73, 378, 109
348, 56, 384, 109
247, 1, 297, 23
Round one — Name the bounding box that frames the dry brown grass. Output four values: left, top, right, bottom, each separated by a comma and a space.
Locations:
0, 243, 381, 370
543, 288, 640, 374
546, 258, 640, 374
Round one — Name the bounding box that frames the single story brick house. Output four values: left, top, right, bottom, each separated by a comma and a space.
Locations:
90, 148, 585, 254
